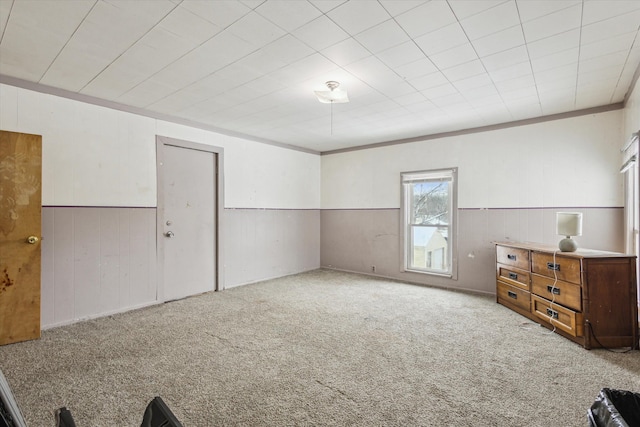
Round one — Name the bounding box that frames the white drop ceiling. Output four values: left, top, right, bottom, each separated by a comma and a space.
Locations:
1, 0, 639, 153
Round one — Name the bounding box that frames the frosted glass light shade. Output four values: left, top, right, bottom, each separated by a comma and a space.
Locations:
314, 81, 349, 103
556, 212, 583, 237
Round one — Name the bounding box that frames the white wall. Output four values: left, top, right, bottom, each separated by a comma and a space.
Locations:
156, 121, 320, 209
322, 110, 624, 210
0, 83, 321, 209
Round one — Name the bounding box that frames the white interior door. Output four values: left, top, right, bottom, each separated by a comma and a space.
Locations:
159, 142, 216, 301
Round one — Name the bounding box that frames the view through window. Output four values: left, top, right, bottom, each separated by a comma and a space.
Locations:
402, 169, 457, 277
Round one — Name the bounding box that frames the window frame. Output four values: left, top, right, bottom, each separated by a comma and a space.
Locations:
401, 168, 458, 279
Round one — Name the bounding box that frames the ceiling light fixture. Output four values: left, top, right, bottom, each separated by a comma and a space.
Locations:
314, 81, 349, 104
315, 81, 349, 136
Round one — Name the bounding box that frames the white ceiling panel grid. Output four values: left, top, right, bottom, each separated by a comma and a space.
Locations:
0, 0, 638, 153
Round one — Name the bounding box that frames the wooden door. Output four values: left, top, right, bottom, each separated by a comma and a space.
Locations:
158, 141, 216, 301
0, 130, 42, 345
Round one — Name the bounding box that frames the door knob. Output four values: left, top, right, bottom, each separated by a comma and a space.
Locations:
165, 231, 174, 238
27, 236, 39, 244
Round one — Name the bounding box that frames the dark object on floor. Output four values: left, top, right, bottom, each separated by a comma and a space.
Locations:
588, 388, 640, 427
0, 369, 26, 427
55, 407, 76, 427
53, 396, 182, 427
140, 396, 183, 427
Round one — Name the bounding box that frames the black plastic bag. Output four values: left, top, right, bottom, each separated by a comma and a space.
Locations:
588, 388, 640, 427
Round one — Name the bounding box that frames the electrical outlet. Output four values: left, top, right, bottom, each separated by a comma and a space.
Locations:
371, 265, 376, 272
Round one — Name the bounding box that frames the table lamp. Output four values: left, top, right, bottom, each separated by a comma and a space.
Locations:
557, 212, 582, 252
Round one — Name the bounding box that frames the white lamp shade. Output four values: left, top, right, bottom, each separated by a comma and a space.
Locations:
556, 212, 583, 237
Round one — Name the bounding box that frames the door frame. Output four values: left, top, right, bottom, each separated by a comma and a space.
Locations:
156, 135, 225, 302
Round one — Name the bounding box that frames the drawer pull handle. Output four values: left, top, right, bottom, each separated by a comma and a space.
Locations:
547, 262, 560, 271
508, 272, 518, 280
507, 254, 517, 261
546, 308, 559, 319
546, 285, 560, 295
507, 291, 517, 299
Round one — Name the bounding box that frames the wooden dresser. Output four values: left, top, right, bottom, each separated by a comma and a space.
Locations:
495, 242, 638, 349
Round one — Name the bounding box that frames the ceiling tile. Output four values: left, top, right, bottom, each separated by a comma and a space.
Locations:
132, 31, 254, 99
579, 51, 628, 74
272, 53, 340, 86
459, 1, 520, 40
580, 10, 640, 46
530, 48, 578, 73
481, 45, 529, 72
578, 67, 622, 87
582, 0, 640, 25
448, 1, 508, 20
343, 56, 403, 87
452, 73, 493, 92
226, 11, 286, 48
179, 0, 251, 28
0, 0, 94, 80
472, 25, 524, 57
525, 29, 579, 59
376, 41, 426, 69
393, 91, 428, 106
117, 78, 177, 107
421, 83, 459, 99
395, 58, 439, 80
378, 0, 427, 17
487, 61, 533, 82
0, 0, 13, 38
293, 15, 350, 51
321, 38, 371, 66
409, 71, 449, 91
158, 6, 222, 45
39, 1, 177, 91
535, 76, 576, 96
255, 35, 314, 67
579, 31, 637, 61
499, 85, 538, 101
535, 63, 578, 85
308, 0, 347, 14
327, 1, 390, 35
430, 43, 478, 69
414, 22, 469, 56
494, 74, 536, 93
516, 0, 580, 22
442, 59, 486, 81
255, 0, 321, 32
355, 19, 410, 54
431, 92, 467, 108
395, 1, 458, 38
521, 4, 581, 42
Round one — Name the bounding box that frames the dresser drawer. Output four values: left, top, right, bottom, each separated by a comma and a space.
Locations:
497, 281, 530, 313
496, 245, 530, 270
531, 252, 581, 284
532, 295, 583, 337
497, 264, 530, 290
531, 274, 582, 312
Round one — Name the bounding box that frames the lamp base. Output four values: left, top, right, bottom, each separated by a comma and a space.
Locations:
558, 237, 577, 252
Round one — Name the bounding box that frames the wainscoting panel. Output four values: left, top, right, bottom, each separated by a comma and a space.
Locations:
321, 207, 624, 294
223, 209, 320, 288
41, 207, 157, 328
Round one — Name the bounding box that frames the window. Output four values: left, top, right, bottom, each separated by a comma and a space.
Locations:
402, 168, 457, 277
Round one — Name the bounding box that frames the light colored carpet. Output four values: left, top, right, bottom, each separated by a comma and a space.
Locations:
0, 269, 639, 426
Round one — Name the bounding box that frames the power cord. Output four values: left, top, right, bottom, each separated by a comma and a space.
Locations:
586, 320, 634, 353
545, 250, 559, 334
